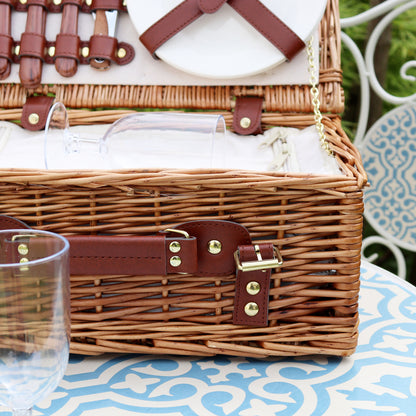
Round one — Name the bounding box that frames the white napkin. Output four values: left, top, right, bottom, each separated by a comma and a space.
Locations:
0, 121, 342, 175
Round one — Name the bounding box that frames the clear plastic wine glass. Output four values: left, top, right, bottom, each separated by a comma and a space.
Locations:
43, 102, 226, 169
0, 229, 70, 416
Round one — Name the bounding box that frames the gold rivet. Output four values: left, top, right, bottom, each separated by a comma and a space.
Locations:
208, 240, 222, 255
85, 0, 92, 5
122, 0, 127, 6
19, 0, 27, 4
169, 241, 181, 254
14, 45, 20, 55
19, 257, 29, 264
246, 281, 261, 296
244, 302, 259, 317
240, 117, 251, 129
117, 48, 127, 59
81, 47, 90, 58
53, 0, 62, 4
28, 113, 40, 125
48, 46, 56, 57
18, 244, 29, 256
170, 256, 182, 267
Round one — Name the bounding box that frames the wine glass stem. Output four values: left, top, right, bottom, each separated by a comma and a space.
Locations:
13, 409, 32, 416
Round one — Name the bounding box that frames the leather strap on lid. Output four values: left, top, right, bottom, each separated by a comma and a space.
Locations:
140, 0, 305, 61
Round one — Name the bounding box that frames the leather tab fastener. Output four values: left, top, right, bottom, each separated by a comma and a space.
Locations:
233, 96, 263, 135
21, 95, 54, 131
233, 243, 278, 327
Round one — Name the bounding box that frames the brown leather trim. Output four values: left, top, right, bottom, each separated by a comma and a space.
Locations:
232, 96, 263, 135
228, 0, 305, 61
62, 0, 82, 6
55, 33, 80, 61
140, 0, 202, 58
0, 216, 252, 278
139, 0, 306, 61
26, 0, 49, 9
0, 34, 13, 61
89, 0, 126, 11
88, 34, 117, 65
198, 0, 227, 13
233, 243, 274, 327
19, 32, 46, 60
21, 95, 54, 131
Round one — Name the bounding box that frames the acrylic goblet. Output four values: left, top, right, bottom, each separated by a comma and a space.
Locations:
0, 229, 70, 416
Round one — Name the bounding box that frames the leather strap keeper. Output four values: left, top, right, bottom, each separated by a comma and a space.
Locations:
89, 0, 126, 11
55, 33, 81, 62
0, 34, 13, 62
233, 243, 275, 327
88, 35, 117, 64
19, 32, 46, 61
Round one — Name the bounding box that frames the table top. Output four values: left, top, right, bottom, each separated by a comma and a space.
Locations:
2, 260, 416, 416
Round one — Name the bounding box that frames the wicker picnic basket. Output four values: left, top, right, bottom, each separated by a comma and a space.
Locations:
0, 0, 366, 357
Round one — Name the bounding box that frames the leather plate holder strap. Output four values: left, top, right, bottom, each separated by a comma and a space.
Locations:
0, 215, 283, 326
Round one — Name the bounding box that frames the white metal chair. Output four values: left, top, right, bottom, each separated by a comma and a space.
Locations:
340, 0, 416, 279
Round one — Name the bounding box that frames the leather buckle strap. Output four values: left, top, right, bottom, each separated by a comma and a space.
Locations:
233, 243, 282, 327
0, 216, 252, 277
139, 0, 305, 61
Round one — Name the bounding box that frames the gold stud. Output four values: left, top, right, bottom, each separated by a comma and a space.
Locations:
208, 240, 222, 255
170, 256, 182, 267
28, 113, 40, 125
169, 241, 181, 254
244, 302, 259, 317
81, 47, 90, 58
240, 117, 251, 129
18, 244, 29, 256
14, 45, 20, 56
48, 46, 56, 57
53, 0, 62, 4
19, 0, 27, 4
19, 257, 29, 264
117, 48, 127, 59
85, 0, 92, 6
246, 281, 261, 296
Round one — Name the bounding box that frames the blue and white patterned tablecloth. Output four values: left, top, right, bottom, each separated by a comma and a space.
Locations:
2, 260, 416, 416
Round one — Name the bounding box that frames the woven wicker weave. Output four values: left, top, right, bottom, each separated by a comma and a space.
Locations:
0, 0, 366, 357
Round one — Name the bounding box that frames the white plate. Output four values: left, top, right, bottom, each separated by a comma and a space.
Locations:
127, 0, 327, 79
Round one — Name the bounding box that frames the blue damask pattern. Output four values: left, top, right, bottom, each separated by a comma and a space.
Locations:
361, 103, 416, 248
1, 263, 416, 416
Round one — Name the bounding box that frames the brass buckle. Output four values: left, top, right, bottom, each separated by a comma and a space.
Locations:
234, 245, 283, 272
163, 228, 190, 239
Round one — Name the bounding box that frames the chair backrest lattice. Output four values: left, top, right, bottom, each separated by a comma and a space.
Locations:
341, 0, 416, 280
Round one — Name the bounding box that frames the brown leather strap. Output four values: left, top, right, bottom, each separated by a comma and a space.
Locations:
140, 0, 305, 61
0, 2, 12, 79
55, 2, 80, 77
90, 0, 125, 10
0, 216, 252, 278
233, 243, 274, 327
21, 95, 54, 131
19, 3, 48, 89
